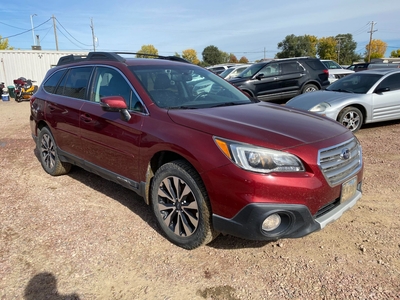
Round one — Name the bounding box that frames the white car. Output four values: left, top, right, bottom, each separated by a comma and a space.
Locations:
321, 59, 354, 84
285, 69, 400, 132
219, 64, 251, 80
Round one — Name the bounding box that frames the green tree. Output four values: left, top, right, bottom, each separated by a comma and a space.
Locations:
276, 34, 317, 58
238, 56, 249, 63
317, 37, 337, 60
182, 49, 200, 65
202, 45, 222, 66
0, 36, 14, 50
220, 51, 230, 63
334, 34, 359, 65
136, 45, 158, 58
365, 39, 387, 62
390, 49, 400, 57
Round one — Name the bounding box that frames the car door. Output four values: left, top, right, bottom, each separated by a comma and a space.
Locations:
278, 62, 305, 99
371, 73, 400, 121
44, 67, 93, 157
251, 63, 282, 101
79, 66, 145, 183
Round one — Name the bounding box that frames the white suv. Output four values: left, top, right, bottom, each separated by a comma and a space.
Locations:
321, 59, 354, 84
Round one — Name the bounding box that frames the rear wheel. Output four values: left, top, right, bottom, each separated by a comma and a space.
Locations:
37, 127, 71, 176
302, 84, 318, 93
151, 160, 217, 249
337, 106, 363, 132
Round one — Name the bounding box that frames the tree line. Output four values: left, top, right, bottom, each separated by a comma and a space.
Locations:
135, 34, 399, 66
2, 33, 399, 66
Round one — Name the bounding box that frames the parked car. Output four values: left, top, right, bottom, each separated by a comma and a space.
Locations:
228, 57, 330, 102
219, 64, 251, 80
321, 60, 354, 83
30, 52, 363, 249
285, 68, 400, 132
347, 62, 400, 72
206, 64, 238, 75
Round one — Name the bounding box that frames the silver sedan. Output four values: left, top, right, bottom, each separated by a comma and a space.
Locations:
285, 69, 400, 132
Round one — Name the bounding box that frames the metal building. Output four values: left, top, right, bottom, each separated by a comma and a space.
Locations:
0, 50, 88, 88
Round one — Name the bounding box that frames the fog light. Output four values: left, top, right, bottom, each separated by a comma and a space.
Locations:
262, 214, 281, 232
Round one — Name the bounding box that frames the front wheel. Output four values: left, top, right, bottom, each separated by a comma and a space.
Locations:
151, 160, 218, 249
37, 127, 71, 176
337, 106, 363, 133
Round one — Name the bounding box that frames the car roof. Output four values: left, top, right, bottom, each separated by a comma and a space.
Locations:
354, 68, 400, 75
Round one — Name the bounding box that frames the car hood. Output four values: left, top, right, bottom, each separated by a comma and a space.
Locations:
328, 69, 354, 75
286, 90, 361, 110
167, 102, 349, 150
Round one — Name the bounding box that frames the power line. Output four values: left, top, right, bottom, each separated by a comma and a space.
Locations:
54, 17, 92, 47
1, 18, 52, 39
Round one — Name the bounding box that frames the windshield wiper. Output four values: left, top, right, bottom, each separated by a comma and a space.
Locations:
209, 101, 249, 108
328, 88, 354, 93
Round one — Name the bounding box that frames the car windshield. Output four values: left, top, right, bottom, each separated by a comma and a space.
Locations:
219, 68, 235, 78
129, 64, 254, 109
326, 73, 383, 94
236, 63, 265, 78
323, 60, 342, 69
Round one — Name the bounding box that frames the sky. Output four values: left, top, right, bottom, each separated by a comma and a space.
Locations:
1, 0, 399, 62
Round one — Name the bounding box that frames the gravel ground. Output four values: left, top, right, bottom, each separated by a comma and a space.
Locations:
1, 99, 399, 300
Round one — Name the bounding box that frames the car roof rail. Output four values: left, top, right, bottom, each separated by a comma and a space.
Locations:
57, 52, 191, 66
115, 52, 191, 64
56, 54, 88, 66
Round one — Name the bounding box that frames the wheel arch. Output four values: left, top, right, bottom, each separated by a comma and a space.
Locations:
337, 104, 367, 124
301, 80, 322, 91
143, 151, 203, 205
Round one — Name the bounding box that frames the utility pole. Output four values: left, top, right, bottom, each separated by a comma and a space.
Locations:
367, 21, 377, 63
53, 15, 59, 51
90, 18, 96, 52
30, 14, 37, 46
336, 36, 345, 64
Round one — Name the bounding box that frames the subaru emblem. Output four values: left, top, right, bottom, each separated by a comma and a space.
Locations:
340, 148, 351, 160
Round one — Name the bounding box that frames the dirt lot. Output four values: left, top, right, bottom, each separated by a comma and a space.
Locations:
0, 99, 399, 300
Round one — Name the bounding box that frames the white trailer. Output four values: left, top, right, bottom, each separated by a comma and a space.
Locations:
0, 50, 88, 89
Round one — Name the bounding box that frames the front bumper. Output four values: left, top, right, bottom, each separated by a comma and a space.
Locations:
212, 188, 362, 241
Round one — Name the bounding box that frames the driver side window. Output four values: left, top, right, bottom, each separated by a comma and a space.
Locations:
260, 63, 280, 77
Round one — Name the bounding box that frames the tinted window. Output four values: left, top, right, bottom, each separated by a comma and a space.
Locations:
55, 67, 93, 99
377, 73, 400, 91
327, 73, 383, 94
43, 70, 67, 94
303, 59, 325, 70
281, 62, 303, 73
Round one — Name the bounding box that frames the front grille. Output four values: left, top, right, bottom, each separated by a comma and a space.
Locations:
318, 138, 362, 186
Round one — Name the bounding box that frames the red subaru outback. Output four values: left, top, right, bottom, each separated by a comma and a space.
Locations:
30, 52, 363, 249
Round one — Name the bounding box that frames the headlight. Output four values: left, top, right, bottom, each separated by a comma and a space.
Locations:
310, 102, 330, 113
214, 137, 305, 173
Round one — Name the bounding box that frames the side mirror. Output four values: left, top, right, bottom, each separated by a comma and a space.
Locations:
100, 96, 131, 121
255, 73, 264, 80
375, 87, 390, 94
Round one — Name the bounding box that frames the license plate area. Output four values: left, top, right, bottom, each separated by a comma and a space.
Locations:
341, 176, 357, 203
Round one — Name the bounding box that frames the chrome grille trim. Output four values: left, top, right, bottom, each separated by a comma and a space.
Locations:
318, 138, 362, 187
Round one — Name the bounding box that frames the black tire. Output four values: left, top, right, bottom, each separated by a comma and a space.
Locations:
337, 106, 363, 133
151, 160, 218, 249
37, 127, 71, 176
302, 84, 318, 94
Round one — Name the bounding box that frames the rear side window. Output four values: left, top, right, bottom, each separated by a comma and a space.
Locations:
55, 67, 93, 99
377, 73, 400, 91
303, 59, 325, 70
43, 70, 67, 94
